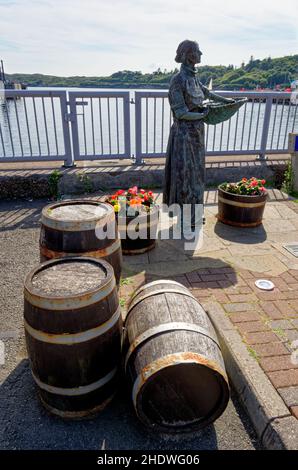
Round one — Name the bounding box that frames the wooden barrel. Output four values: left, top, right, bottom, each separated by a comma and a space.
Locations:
39, 200, 122, 284
123, 280, 230, 433
24, 257, 122, 418
217, 186, 268, 227
117, 206, 159, 255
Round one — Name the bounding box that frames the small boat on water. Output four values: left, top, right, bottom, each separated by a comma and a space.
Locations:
0, 59, 26, 98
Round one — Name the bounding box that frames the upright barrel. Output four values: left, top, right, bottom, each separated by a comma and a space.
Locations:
39, 200, 122, 284
124, 280, 230, 433
24, 257, 122, 418
116, 206, 159, 255
217, 186, 268, 227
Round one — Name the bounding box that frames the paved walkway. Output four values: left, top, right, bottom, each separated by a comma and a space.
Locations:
0, 195, 263, 450
120, 190, 298, 424
1, 188, 297, 448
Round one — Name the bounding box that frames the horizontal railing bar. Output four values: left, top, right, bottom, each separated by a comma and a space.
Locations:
1, 90, 69, 98
68, 91, 130, 98
135, 91, 293, 99
0, 156, 66, 162
136, 149, 290, 158
73, 153, 129, 160
2, 90, 293, 99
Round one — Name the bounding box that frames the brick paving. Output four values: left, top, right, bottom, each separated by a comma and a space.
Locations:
120, 266, 298, 422
119, 263, 298, 422
172, 266, 298, 419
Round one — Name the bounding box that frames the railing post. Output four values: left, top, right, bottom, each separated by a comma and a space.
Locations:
59, 91, 75, 167
68, 92, 80, 164
258, 96, 272, 160
123, 92, 131, 160
134, 92, 143, 165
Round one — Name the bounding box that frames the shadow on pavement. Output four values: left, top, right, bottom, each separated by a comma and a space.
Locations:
0, 199, 45, 232
214, 221, 267, 244
0, 360, 220, 450
122, 251, 238, 292
0, 360, 262, 450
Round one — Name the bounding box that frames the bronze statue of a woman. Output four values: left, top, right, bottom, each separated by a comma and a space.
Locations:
163, 40, 234, 227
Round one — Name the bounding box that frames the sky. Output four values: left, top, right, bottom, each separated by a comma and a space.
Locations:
0, 0, 297, 76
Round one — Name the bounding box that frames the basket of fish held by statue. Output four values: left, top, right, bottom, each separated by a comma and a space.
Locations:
203, 98, 248, 125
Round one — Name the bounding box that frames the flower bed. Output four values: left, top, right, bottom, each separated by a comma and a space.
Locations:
220, 177, 267, 196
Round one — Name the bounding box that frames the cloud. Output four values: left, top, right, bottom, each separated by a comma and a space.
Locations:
0, 0, 297, 75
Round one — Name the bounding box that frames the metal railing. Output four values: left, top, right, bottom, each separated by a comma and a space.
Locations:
134, 91, 298, 163
0, 88, 297, 165
0, 89, 72, 163
68, 91, 131, 161
0, 89, 131, 165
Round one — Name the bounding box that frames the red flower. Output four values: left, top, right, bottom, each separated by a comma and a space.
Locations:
129, 186, 138, 195
261, 179, 266, 185
260, 186, 266, 192
242, 178, 247, 182
140, 189, 146, 194
148, 191, 153, 196
117, 189, 125, 195
111, 195, 117, 200
250, 180, 258, 187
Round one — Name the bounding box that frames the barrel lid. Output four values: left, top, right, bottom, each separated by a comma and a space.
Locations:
41, 200, 114, 231
24, 257, 115, 310
133, 355, 229, 433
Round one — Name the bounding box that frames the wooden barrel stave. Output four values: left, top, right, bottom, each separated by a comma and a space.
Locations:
25, 324, 122, 387
39, 200, 122, 283
24, 257, 122, 418
24, 293, 119, 334
124, 280, 230, 432
38, 376, 118, 418
40, 224, 118, 252
117, 206, 159, 255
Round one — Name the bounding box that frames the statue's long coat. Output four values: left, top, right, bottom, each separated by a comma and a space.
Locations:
163, 63, 211, 208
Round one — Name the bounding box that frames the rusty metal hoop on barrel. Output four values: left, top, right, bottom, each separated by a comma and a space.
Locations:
123, 280, 230, 433
24, 257, 122, 419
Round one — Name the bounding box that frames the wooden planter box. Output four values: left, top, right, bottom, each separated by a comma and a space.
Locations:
217, 185, 268, 227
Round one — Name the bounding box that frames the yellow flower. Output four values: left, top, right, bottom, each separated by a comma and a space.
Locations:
114, 203, 121, 213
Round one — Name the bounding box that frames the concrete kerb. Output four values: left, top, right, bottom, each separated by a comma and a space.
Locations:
204, 301, 298, 450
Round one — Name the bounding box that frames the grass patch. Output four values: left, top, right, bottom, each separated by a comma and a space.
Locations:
120, 277, 133, 286
48, 169, 62, 199
272, 327, 287, 339
247, 345, 260, 362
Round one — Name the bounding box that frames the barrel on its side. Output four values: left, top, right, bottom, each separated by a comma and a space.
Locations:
116, 206, 159, 255
123, 280, 230, 433
24, 257, 122, 418
217, 186, 267, 227
39, 200, 122, 283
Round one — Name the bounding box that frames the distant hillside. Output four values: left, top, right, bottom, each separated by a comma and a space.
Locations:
7, 54, 298, 90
